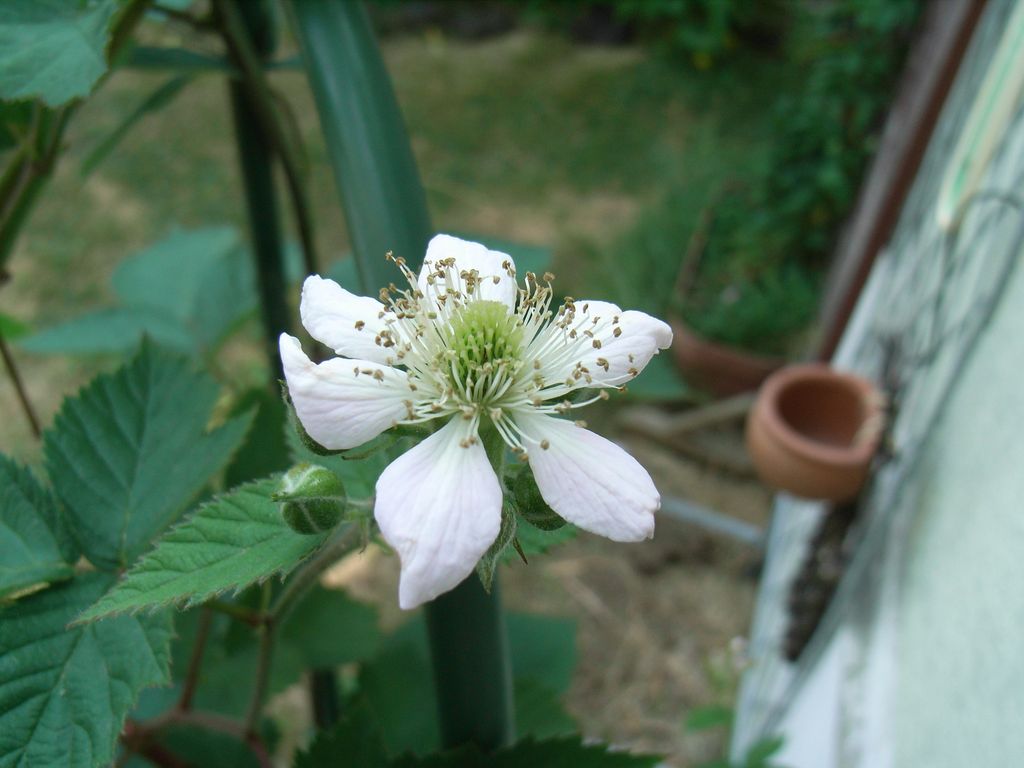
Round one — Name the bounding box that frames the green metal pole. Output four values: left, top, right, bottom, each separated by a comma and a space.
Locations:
424, 576, 515, 750
288, 0, 514, 749
224, 0, 290, 380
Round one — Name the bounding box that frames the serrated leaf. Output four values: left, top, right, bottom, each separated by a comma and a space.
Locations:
391, 737, 660, 767
294, 703, 389, 768
81, 74, 192, 177
0, 573, 173, 768
77, 478, 329, 621
44, 342, 253, 569
112, 227, 257, 355
281, 585, 380, 668
0, 0, 122, 106
19, 305, 193, 356
0, 455, 77, 600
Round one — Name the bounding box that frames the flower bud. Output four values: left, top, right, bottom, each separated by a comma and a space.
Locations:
273, 464, 346, 535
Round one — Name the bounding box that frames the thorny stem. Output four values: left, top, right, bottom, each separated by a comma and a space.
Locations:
213, 0, 318, 279
0, 334, 41, 439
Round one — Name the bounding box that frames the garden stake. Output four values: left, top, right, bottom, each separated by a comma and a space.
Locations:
224, 0, 290, 381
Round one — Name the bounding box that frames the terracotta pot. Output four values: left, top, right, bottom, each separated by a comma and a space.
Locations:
669, 315, 784, 397
746, 364, 884, 501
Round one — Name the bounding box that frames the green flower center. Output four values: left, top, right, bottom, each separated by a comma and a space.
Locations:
447, 300, 524, 396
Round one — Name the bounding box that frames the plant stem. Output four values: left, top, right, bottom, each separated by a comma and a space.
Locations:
424, 576, 515, 750
0, 334, 41, 439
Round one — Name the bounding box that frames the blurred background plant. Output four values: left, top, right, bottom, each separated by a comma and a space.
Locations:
0, 0, 923, 764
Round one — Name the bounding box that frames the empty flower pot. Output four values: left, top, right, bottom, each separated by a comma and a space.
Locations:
746, 364, 884, 501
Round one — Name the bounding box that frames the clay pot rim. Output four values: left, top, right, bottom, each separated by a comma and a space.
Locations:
757, 363, 882, 469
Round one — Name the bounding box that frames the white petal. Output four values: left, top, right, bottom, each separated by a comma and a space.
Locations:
620, 310, 673, 349
537, 300, 673, 389
280, 334, 411, 450
418, 234, 517, 308
519, 412, 658, 542
300, 275, 395, 364
374, 418, 503, 609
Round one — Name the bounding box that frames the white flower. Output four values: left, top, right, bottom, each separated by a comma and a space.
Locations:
280, 234, 672, 609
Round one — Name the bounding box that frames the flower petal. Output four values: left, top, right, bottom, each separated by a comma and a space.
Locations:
518, 412, 658, 541
300, 275, 395, 364
280, 334, 411, 450
418, 234, 517, 308
532, 300, 673, 390
375, 418, 503, 609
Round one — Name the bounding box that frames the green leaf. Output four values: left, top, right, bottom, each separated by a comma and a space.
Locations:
359, 613, 578, 756
391, 737, 660, 767
745, 735, 785, 767
19, 305, 193, 356
123, 46, 234, 73
0, 455, 77, 600
0, 101, 32, 152
284, 401, 392, 499
81, 74, 193, 177
44, 342, 253, 570
224, 388, 290, 489
0, 573, 173, 768
509, 517, 577, 561
290, 0, 433, 289
76, 478, 329, 621
476, 506, 516, 593
512, 678, 576, 740
508, 465, 565, 531
506, 614, 577, 695
0, 0, 122, 106
0, 311, 29, 340
685, 704, 734, 732
294, 702, 389, 768
281, 585, 380, 668
112, 226, 257, 355
357, 619, 440, 756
